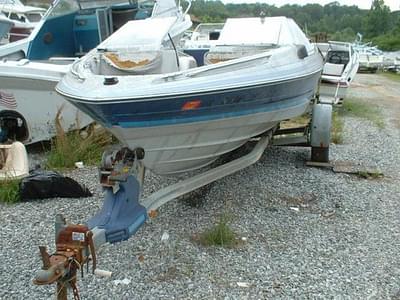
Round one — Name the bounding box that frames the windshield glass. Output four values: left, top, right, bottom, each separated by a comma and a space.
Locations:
48, 0, 79, 18
26, 12, 42, 22
78, 0, 132, 10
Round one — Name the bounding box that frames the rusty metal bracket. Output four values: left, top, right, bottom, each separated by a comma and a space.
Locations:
34, 215, 97, 300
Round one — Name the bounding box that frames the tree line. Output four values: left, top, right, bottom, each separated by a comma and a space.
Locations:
189, 0, 400, 51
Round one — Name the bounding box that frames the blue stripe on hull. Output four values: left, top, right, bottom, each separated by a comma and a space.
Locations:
118, 96, 308, 128
71, 73, 319, 128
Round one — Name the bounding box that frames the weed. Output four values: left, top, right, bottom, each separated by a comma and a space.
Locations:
198, 214, 237, 248
0, 179, 20, 203
331, 110, 344, 144
46, 111, 112, 169
357, 170, 384, 179
341, 98, 385, 128
280, 113, 310, 129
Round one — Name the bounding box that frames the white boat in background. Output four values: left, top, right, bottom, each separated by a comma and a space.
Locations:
352, 34, 384, 73
0, 0, 189, 145
318, 41, 359, 104
57, 16, 323, 175
0, 0, 45, 43
182, 22, 224, 66
356, 48, 384, 73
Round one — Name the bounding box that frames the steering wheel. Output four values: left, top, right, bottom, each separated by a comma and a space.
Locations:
329, 54, 342, 64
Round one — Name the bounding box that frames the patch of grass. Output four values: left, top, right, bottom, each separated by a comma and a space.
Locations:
381, 72, 400, 82
0, 179, 20, 203
341, 98, 385, 129
280, 113, 310, 129
331, 110, 344, 144
46, 111, 112, 169
357, 170, 384, 179
198, 214, 238, 248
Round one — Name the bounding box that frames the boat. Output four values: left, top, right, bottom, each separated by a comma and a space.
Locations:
56, 16, 324, 175
318, 41, 359, 104
182, 22, 224, 66
0, 141, 29, 180
0, 0, 45, 43
356, 47, 384, 73
0, 12, 13, 44
352, 33, 384, 73
0, 0, 188, 144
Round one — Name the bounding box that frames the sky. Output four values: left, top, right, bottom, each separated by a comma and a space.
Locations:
222, 0, 400, 11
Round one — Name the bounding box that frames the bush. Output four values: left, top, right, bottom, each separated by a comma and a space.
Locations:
371, 33, 400, 51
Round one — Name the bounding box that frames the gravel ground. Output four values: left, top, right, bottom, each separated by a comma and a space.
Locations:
1, 73, 400, 299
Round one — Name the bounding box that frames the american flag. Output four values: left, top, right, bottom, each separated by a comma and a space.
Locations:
0, 91, 17, 109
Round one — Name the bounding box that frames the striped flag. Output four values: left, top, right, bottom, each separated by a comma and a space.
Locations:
0, 91, 17, 109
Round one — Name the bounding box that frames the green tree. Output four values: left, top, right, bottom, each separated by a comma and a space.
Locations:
363, 0, 391, 37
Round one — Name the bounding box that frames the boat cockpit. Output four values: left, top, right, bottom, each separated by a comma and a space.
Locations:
0, 0, 155, 60
326, 50, 350, 66
322, 43, 354, 77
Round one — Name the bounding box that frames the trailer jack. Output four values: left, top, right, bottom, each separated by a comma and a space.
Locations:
33, 215, 97, 300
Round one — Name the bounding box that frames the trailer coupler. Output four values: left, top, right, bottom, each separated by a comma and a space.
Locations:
33, 215, 97, 300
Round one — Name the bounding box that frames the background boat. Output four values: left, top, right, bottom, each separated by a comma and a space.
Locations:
0, 13, 13, 44
0, 0, 45, 43
318, 41, 359, 104
182, 22, 224, 66
0, 0, 187, 144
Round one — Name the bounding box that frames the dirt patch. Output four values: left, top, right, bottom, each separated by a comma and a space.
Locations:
348, 74, 400, 128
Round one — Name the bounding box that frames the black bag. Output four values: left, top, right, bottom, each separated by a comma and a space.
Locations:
20, 170, 92, 201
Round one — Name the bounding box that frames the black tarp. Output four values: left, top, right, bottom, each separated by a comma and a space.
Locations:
20, 170, 92, 201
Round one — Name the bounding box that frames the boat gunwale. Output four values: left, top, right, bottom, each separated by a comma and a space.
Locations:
57, 67, 322, 104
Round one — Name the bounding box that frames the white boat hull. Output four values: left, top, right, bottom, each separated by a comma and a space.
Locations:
57, 17, 323, 175
0, 62, 92, 144
108, 95, 309, 175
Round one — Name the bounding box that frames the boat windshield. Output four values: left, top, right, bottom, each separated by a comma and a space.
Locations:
25, 12, 43, 22
48, 0, 79, 18
77, 0, 132, 10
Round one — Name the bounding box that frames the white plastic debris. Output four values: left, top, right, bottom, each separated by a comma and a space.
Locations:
161, 231, 169, 242
94, 269, 112, 278
241, 237, 247, 241
113, 278, 131, 286
237, 282, 250, 288
74, 161, 84, 169
290, 207, 300, 212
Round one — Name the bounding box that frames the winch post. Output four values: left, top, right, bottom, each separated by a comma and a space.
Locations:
88, 147, 147, 244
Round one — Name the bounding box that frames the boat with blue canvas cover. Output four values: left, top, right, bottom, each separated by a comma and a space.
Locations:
57, 16, 324, 175
0, 0, 190, 144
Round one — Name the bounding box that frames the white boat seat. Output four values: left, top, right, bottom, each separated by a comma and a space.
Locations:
0, 141, 29, 180
178, 56, 197, 71
322, 63, 345, 76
